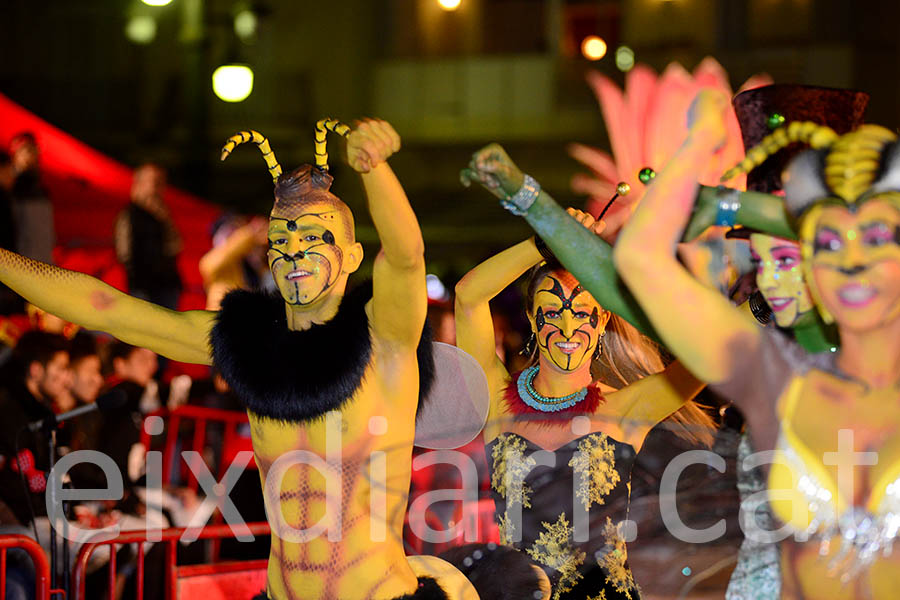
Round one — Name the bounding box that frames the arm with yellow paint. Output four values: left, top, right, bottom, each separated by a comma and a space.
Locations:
198, 217, 267, 284
613, 90, 762, 385
611, 360, 708, 446
349, 119, 427, 347
454, 239, 543, 404
0, 248, 214, 364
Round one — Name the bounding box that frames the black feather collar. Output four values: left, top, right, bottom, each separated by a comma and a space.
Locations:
210, 281, 434, 423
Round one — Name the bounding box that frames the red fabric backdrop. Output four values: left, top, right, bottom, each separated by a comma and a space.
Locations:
0, 91, 221, 377
0, 91, 220, 310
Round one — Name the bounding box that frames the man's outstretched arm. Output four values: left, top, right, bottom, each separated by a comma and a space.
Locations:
0, 248, 214, 364
349, 119, 427, 348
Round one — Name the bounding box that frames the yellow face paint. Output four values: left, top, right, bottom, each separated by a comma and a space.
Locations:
530, 271, 607, 373
806, 198, 900, 332
267, 202, 354, 306
750, 234, 813, 328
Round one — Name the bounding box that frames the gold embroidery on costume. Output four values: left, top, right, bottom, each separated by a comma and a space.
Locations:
497, 513, 516, 546
569, 433, 620, 511
597, 517, 639, 599
587, 592, 607, 600
526, 513, 586, 600
491, 434, 536, 508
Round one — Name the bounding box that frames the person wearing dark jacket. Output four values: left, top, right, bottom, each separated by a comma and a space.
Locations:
0, 331, 69, 526
114, 163, 182, 310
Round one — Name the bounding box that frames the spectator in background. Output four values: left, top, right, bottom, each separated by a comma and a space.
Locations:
98, 341, 159, 485
0, 150, 24, 317
0, 331, 70, 527
65, 332, 104, 455
9, 133, 55, 265
0, 150, 15, 251
114, 163, 182, 310
199, 214, 271, 310
68, 333, 104, 407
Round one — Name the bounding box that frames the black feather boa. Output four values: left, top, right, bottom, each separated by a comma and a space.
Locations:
210, 281, 434, 423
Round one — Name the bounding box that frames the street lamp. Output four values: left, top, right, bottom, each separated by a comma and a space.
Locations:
581, 36, 607, 61
125, 15, 157, 44
212, 64, 254, 102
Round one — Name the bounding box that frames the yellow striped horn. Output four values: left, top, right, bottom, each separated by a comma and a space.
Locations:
314, 118, 351, 172
721, 121, 839, 183
220, 130, 282, 183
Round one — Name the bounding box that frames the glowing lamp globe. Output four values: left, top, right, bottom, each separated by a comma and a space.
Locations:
581, 36, 607, 61
212, 65, 254, 103
141, 0, 172, 6
125, 16, 157, 44
615, 46, 635, 72
234, 9, 258, 39
437, 0, 461, 11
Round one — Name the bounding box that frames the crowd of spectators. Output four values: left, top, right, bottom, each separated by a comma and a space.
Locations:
0, 134, 265, 599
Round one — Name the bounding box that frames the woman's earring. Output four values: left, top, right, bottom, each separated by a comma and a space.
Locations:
521, 332, 537, 356
593, 331, 605, 360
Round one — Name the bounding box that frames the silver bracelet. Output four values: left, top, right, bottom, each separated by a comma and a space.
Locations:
501, 174, 540, 216
714, 186, 741, 227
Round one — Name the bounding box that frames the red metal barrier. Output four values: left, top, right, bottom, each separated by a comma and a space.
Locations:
71, 522, 270, 600
0, 534, 59, 600
139, 405, 255, 492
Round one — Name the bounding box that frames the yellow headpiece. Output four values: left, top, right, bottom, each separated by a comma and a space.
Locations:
724, 123, 900, 323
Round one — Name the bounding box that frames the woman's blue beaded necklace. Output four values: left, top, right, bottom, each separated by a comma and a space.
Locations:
516, 365, 588, 412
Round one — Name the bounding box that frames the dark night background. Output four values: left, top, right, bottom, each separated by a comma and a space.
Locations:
2, 0, 898, 273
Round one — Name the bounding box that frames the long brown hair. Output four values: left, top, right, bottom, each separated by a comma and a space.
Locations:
524, 263, 715, 447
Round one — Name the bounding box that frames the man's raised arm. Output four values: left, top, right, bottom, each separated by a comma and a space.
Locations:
348, 119, 427, 348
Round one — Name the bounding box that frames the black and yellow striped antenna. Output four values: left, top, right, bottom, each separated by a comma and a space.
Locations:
314, 118, 351, 173
720, 121, 838, 183
220, 130, 282, 183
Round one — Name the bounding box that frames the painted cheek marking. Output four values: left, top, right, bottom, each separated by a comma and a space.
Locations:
323, 230, 335, 245
535, 307, 545, 330
590, 307, 599, 328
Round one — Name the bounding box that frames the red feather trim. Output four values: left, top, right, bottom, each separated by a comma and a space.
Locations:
502, 371, 604, 424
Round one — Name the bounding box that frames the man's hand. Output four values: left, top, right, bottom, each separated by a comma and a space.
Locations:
460, 143, 525, 200
347, 119, 401, 173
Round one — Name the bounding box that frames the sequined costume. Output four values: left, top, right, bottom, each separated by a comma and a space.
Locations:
724, 435, 781, 600
486, 389, 641, 600
714, 326, 900, 597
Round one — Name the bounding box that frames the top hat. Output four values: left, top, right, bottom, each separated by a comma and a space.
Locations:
732, 84, 869, 193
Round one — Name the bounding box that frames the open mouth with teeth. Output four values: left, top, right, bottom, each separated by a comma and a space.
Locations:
767, 297, 795, 312
837, 283, 876, 308
286, 269, 314, 281
554, 341, 581, 355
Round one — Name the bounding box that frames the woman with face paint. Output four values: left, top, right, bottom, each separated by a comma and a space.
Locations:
747, 233, 840, 352
454, 219, 711, 598
610, 89, 900, 598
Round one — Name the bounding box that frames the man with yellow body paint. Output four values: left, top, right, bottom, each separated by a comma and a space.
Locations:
0, 119, 481, 600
